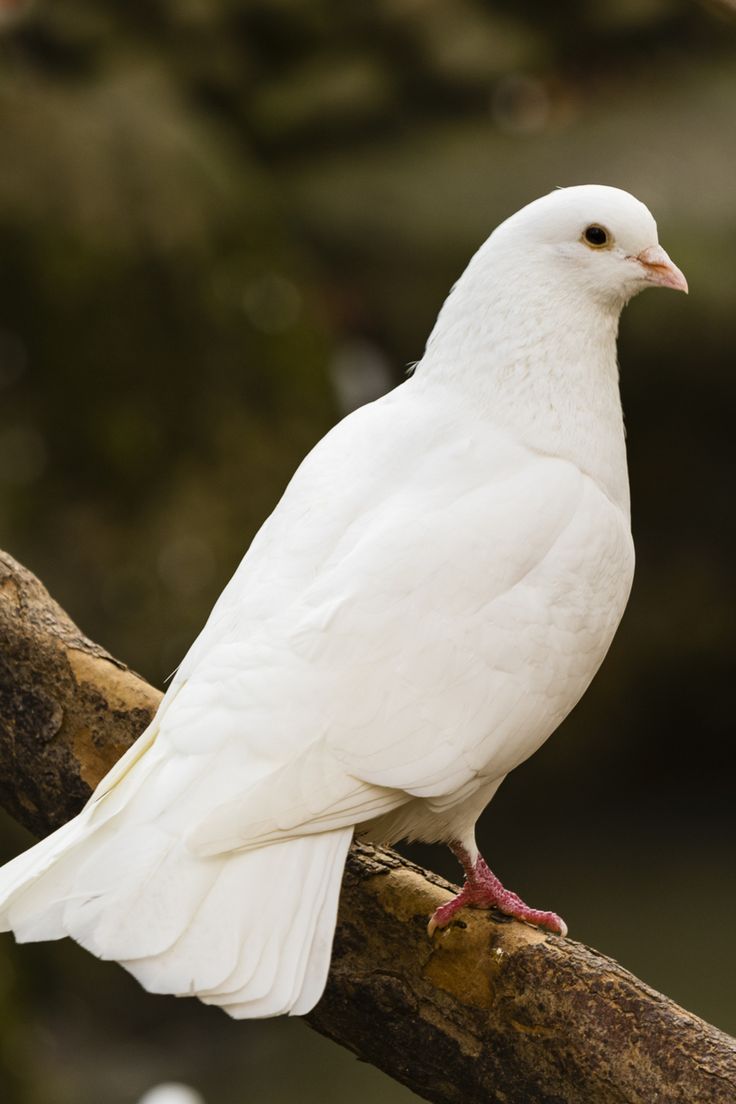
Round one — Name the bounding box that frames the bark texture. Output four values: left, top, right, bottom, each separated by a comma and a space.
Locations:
0, 551, 161, 836
1, 548, 735, 1104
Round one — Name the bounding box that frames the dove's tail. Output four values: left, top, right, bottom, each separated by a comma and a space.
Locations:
0, 753, 352, 1018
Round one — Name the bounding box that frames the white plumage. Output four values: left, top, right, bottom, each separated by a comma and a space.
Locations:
0, 185, 686, 1017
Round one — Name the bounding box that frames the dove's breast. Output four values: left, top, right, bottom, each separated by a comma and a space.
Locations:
362, 465, 634, 847
477, 473, 634, 769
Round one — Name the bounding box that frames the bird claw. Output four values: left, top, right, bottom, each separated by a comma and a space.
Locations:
428, 894, 567, 939
427, 850, 568, 939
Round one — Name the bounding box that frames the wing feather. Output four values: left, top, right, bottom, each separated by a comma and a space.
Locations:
97, 379, 627, 859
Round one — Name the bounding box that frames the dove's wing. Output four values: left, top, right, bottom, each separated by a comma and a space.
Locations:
98, 376, 630, 857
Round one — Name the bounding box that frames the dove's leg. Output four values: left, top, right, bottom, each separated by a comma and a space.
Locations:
428, 841, 567, 937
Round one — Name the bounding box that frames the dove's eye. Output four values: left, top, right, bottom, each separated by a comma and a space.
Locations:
583, 225, 610, 248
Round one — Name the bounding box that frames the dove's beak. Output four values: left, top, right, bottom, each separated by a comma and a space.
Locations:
635, 245, 688, 294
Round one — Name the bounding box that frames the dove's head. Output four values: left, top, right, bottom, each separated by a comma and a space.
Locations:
491, 184, 687, 309
420, 184, 686, 511
422, 182, 686, 415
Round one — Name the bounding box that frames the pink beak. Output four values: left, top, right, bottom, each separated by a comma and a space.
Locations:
635, 245, 688, 294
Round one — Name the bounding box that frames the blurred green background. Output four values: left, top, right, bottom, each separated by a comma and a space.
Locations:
0, 1, 735, 1101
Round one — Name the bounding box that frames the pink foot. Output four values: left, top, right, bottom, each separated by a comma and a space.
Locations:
428, 846, 567, 938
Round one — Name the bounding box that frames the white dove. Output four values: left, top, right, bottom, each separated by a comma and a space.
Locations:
0, 185, 687, 1018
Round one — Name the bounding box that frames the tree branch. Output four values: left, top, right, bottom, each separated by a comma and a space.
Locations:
1, 548, 734, 1104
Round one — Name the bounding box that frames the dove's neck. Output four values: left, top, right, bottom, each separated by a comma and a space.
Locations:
417, 246, 630, 516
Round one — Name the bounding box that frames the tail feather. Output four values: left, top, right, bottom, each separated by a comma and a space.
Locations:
133, 831, 352, 1017
0, 815, 94, 941
0, 805, 352, 1017
121, 861, 242, 995
61, 825, 216, 961
0, 708, 354, 1018
255, 829, 349, 1017
199, 830, 348, 1017
290, 838, 348, 1016
198, 844, 314, 1002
